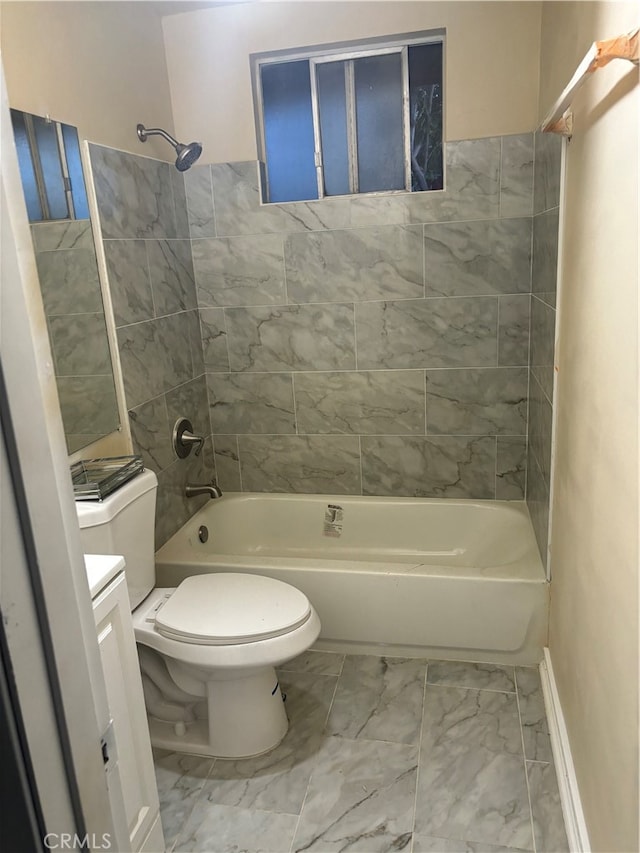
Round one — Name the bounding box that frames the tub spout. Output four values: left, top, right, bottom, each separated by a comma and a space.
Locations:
185, 480, 223, 499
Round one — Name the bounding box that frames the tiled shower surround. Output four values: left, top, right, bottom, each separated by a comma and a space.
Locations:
31, 219, 118, 452
189, 136, 534, 504
89, 143, 212, 547
88, 133, 556, 548
527, 132, 562, 566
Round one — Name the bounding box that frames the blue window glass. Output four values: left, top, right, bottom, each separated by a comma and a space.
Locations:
62, 123, 90, 219
257, 37, 443, 202
32, 114, 69, 220
10, 109, 43, 221
10, 110, 93, 223
354, 53, 405, 193
261, 60, 318, 202
316, 61, 350, 196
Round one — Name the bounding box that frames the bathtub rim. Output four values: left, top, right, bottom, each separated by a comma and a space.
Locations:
156, 492, 545, 583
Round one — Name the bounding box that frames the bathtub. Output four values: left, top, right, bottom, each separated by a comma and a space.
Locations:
155, 494, 548, 665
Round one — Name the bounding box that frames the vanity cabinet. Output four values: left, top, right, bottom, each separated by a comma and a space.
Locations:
90, 562, 164, 852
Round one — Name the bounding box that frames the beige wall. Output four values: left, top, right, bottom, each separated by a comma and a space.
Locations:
1, 1, 175, 159
162, 1, 542, 164
540, 3, 639, 851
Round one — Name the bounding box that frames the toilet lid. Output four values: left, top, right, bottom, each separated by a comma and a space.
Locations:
154, 574, 312, 645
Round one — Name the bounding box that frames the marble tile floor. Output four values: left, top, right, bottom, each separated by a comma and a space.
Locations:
154, 653, 569, 853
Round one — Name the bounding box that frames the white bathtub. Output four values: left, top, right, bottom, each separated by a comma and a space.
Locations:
155, 494, 548, 664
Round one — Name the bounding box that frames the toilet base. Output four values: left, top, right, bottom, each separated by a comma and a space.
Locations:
146, 666, 289, 759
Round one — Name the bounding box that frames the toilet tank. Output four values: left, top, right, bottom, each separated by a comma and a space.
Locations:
76, 469, 158, 610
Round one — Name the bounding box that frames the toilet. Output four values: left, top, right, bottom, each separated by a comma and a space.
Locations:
76, 469, 321, 758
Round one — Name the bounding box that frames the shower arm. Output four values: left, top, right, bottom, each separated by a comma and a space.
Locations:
136, 123, 202, 172
136, 124, 180, 147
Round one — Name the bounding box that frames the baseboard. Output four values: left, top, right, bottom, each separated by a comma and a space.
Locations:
540, 648, 592, 852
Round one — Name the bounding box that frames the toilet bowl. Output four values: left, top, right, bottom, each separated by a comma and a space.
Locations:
76, 469, 321, 758
133, 576, 320, 757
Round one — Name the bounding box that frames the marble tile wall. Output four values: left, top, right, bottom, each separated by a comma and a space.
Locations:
186, 135, 535, 500
89, 145, 214, 547
86, 135, 554, 542
31, 220, 118, 453
527, 131, 562, 566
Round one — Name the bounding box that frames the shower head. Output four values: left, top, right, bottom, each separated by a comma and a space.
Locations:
174, 140, 203, 172
136, 123, 202, 172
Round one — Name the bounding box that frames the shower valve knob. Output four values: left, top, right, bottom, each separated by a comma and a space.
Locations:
173, 417, 204, 458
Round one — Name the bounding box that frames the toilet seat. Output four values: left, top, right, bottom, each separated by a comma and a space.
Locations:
154, 573, 312, 645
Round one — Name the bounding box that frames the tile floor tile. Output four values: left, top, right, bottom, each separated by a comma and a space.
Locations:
174, 802, 299, 853
291, 736, 417, 852
199, 672, 336, 816
515, 667, 552, 762
153, 750, 214, 850
416, 682, 532, 851
154, 655, 568, 853
421, 686, 523, 756
414, 743, 533, 850
327, 655, 426, 744
427, 661, 515, 692
413, 834, 530, 852
279, 649, 345, 676
527, 761, 570, 853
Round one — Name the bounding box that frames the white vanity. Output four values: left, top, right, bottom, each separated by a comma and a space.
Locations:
86, 555, 164, 853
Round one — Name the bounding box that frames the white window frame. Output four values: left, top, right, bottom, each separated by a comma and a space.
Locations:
251, 31, 444, 203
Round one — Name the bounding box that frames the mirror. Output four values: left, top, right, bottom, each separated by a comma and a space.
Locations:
11, 109, 120, 454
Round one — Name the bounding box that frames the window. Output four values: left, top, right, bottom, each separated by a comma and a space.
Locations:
253, 34, 443, 203
10, 110, 89, 222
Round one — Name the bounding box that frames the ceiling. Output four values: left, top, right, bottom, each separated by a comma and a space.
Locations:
147, 0, 247, 16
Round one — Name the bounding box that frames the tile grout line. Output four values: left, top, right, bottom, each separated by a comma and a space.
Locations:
352, 301, 359, 372
203, 366, 528, 375
525, 291, 533, 501
425, 681, 516, 694
143, 240, 158, 323
169, 756, 218, 852
291, 373, 300, 436
199, 216, 525, 241
409, 662, 430, 852
219, 304, 232, 375
422, 223, 427, 299
525, 193, 535, 505
326, 656, 343, 715
209, 165, 219, 241
282, 233, 290, 306
173, 431, 526, 439
236, 433, 244, 492
423, 369, 428, 437
515, 670, 539, 853
194, 291, 533, 311
288, 665, 343, 853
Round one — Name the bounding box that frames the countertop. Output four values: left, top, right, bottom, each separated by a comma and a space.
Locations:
84, 553, 125, 599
